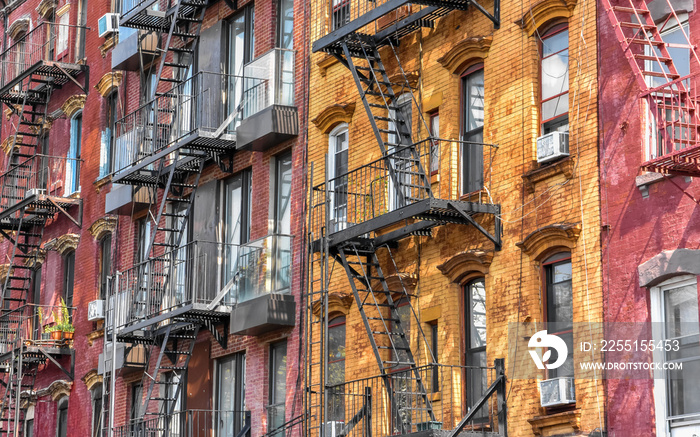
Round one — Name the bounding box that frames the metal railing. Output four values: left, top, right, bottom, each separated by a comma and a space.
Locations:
0, 155, 81, 212
109, 236, 292, 329
317, 363, 505, 437
242, 48, 295, 119
0, 22, 87, 90
113, 71, 262, 174
113, 410, 251, 437
0, 304, 76, 354
310, 139, 495, 237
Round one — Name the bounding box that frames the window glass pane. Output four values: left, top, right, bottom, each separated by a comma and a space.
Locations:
464, 70, 484, 133
541, 49, 569, 101
392, 303, 411, 365
542, 30, 568, 56
541, 93, 569, 121
469, 280, 487, 349
217, 353, 246, 435
278, 0, 294, 49
269, 342, 287, 436
664, 284, 699, 339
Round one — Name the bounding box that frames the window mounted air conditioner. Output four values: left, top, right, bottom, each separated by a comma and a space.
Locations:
539, 377, 575, 408
25, 188, 45, 199
88, 299, 105, 321
536, 131, 569, 163
321, 422, 345, 437
98, 13, 119, 38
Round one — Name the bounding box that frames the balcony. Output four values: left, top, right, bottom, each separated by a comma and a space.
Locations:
0, 305, 75, 377
0, 155, 82, 229
311, 0, 498, 55
110, 236, 294, 337
114, 410, 251, 437
0, 22, 88, 104
310, 139, 501, 250
236, 48, 299, 152
112, 72, 254, 185
314, 363, 506, 437
119, 0, 206, 32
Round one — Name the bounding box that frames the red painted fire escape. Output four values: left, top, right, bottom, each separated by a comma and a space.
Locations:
602, 0, 700, 177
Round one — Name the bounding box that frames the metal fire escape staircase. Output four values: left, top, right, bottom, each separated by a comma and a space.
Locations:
602, 0, 700, 176
107, 1, 233, 435
308, 3, 502, 431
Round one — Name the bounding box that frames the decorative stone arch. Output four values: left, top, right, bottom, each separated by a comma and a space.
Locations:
60, 95, 87, 119
437, 36, 493, 75
312, 103, 356, 134
95, 72, 124, 97
312, 293, 353, 319
82, 369, 103, 392
88, 216, 118, 240
36, 0, 58, 19
638, 249, 700, 288
8, 17, 30, 40
437, 250, 494, 285
517, 0, 572, 37
35, 380, 72, 401
516, 223, 580, 261
1, 135, 23, 155
0, 264, 11, 284
45, 234, 80, 256
24, 248, 47, 269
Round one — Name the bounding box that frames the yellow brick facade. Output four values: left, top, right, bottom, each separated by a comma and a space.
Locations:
307, 0, 605, 435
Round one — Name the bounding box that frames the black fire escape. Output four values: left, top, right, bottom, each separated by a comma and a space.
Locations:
307, 1, 506, 437
0, 22, 87, 437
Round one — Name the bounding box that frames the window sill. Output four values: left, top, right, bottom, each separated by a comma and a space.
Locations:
522, 157, 574, 194
528, 408, 580, 436
94, 174, 112, 193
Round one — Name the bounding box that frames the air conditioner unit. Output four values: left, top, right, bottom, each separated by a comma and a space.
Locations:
88, 299, 105, 321
536, 131, 569, 163
25, 188, 45, 198
98, 13, 119, 38
321, 421, 345, 437
539, 377, 575, 408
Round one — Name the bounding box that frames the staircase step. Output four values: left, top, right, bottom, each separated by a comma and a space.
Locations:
618, 22, 655, 30
627, 38, 665, 46
642, 70, 680, 79
612, 6, 650, 14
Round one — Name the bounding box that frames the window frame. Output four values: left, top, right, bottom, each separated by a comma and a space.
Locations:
539, 23, 570, 135
56, 397, 68, 437
268, 340, 288, 436
328, 123, 349, 231
541, 252, 574, 380
63, 250, 75, 312
429, 111, 439, 176
464, 278, 488, 422
459, 63, 485, 196
215, 352, 247, 435
66, 110, 82, 194
99, 234, 112, 300
327, 315, 346, 422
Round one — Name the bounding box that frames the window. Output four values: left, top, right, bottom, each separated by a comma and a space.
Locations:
66, 112, 82, 194
388, 94, 413, 211
216, 352, 246, 436
650, 276, 700, 436
135, 218, 151, 318
63, 251, 75, 313
91, 384, 103, 437
268, 341, 287, 437
99, 234, 112, 300
77, 0, 88, 59
464, 278, 487, 419
327, 316, 346, 421
101, 92, 118, 177
429, 112, 439, 175
277, 0, 294, 50
170, 204, 189, 306
31, 267, 42, 340
430, 323, 439, 392
461, 65, 484, 195
542, 252, 573, 379
223, 171, 252, 301
391, 299, 412, 433
163, 373, 184, 437
328, 124, 348, 231
540, 25, 569, 134
273, 153, 292, 291
226, 5, 254, 124
56, 398, 68, 437
331, 0, 350, 30
130, 382, 143, 432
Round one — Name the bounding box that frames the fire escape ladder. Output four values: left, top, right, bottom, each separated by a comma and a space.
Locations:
150, 0, 207, 100
138, 323, 200, 434
337, 242, 435, 431
0, 337, 40, 437
602, 0, 700, 175
340, 37, 432, 206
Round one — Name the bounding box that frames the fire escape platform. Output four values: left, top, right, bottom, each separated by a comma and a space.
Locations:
120, 0, 206, 31
315, 198, 500, 251
115, 303, 230, 343
312, 0, 471, 55
112, 130, 236, 185
0, 61, 87, 105
641, 144, 700, 177
0, 344, 75, 379
0, 194, 81, 229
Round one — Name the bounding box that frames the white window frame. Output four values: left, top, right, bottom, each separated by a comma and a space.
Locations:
328, 123, 349, 231
650, 274, 700, 437
66, 110, 82, 194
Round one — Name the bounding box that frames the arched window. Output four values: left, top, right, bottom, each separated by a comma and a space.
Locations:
464, 278, 487, 421
539, 24, 569, 134
327, 315, 346, 422
460, 63, 484, 194
328, 123, 348, 231
66, 111, 82, 194
542, 252, 573, 379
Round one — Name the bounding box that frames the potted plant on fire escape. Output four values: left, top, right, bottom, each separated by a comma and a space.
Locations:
58, 298, 75, 340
